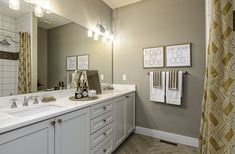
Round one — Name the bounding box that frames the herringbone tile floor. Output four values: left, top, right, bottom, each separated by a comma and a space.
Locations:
113, 133, 197, 154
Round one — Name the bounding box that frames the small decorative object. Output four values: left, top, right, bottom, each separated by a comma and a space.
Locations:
77, 54, 89, 70
143, 46, 164, 68
41, 96, 56, 103
66, 56, 77, 70
166, 43, 192, 67
88, 90, 96, 98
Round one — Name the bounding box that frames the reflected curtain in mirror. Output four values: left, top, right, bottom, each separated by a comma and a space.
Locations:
199, 0, 234, 153
18, 32, 32, 94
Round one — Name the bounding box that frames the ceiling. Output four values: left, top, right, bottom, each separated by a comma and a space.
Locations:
0, 0, 71, 29
102, 0, 144, 9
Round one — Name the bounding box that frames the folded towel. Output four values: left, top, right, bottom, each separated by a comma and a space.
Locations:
150, 71, 165, 103
153, 70, 162, 88
166, 71, 183, 105
169, 70, 178, 90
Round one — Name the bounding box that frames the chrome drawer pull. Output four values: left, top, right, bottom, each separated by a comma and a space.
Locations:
57, 119, 62, 123
103, 132, 107, 136
103, 106, 107, 110
103, 149, 107, 153
51, 121, 56, 126
103, 119, 107, 123
126, 95, 130, 98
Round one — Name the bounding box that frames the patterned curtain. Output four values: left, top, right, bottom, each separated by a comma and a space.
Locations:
199, 0, 234, 153
18, 32, 32, 94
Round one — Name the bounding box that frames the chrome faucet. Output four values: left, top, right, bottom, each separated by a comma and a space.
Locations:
10, 98, 18, 108
22, 96, 33, 106
22, 96, 39, 106
33, 96, 39, 104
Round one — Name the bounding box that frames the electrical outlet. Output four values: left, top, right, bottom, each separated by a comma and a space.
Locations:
122, 74, 127, 81
100, 74, 104, 81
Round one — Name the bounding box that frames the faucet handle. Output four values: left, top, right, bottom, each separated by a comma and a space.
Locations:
22, 96, 29, 106
33, 96, 39, 104
10, 98, 18, 108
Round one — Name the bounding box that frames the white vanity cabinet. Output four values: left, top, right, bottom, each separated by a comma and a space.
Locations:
0, 119, 55, 154
0, 107, 90, 154
114, 93, 135, 149
55, 107, 90, 154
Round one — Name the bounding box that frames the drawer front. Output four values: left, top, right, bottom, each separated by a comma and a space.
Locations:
91, 135, 113, 154
91, 100, 113, 119
91, 111, 113, 134
91, 123, 113, 149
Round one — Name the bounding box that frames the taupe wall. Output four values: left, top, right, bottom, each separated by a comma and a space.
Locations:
37, 28, 48, 90
50, 0, 112, 31
113, 0, 205, 138
47, 23, 112, 88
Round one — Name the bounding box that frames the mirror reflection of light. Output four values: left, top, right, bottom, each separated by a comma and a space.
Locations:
9, 0, 19, 10
94, 33, 99, 41
35, 5, 44, 17
88, 30, 93, 37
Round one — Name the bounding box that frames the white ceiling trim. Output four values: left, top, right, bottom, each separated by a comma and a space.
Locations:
102, 0, 143, 9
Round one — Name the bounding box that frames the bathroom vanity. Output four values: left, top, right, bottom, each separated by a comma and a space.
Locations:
0, 85, 135, 154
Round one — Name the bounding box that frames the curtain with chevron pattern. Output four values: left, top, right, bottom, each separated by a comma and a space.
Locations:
18, 32, 32, 94
199, 0, 234, 153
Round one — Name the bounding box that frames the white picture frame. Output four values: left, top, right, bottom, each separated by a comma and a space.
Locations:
66, 56, 77, 71
166, 43, 192, 67
143, 46, 164, 68
77, 54, 89, 70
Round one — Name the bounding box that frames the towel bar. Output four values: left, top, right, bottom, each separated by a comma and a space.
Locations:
147, 71, 189, 76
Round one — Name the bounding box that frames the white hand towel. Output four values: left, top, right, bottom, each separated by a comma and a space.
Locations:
150, 71, 165, 103
166, 71, 183, 105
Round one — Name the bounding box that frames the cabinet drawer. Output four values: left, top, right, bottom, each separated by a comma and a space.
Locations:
91, 111, 113, 134
91, 100, 113, 119
91, 123, 113, 149
91, 135, 113, 154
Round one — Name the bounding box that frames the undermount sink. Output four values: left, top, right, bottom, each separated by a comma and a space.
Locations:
7, 105, 61, 117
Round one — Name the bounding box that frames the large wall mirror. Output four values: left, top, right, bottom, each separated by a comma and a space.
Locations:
0, 0, 113, 96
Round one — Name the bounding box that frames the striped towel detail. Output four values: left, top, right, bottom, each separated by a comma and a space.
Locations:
153, 70, 161, 88
169, 70, 178, 90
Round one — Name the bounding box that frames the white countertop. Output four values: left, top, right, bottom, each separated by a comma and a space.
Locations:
0, 84, 136, 134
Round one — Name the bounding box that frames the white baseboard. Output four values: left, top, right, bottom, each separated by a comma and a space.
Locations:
134, 126, 199, 147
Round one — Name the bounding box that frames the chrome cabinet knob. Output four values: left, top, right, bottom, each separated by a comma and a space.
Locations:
10, 98, 18, 108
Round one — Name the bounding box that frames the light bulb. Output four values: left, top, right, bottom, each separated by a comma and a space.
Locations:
24, 0, 34, 3
88, 30, 93, 37
94, 33, 99, 41
102, 36, 107, 43
44, 0, 52, 14
110, 35, 114, 41
35, 5, 44, 17
9, 0, 19, 10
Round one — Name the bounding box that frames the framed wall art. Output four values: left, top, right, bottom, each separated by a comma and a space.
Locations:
143, 46, 164, 68
165, 43, 192, 67
66, 56, 77, 71
77, 54, 89, 70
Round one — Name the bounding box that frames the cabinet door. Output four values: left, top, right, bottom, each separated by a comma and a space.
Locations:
114, 96, 126, 148
55, 107, 90, 154
0, 119, 54, 154
125, 93, 135, 135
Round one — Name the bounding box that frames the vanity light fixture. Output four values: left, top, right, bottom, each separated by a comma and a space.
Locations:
35, 5, 44, 17
9, 0, 52, 17
9, 0, 20, 10
88, 22, 114, 43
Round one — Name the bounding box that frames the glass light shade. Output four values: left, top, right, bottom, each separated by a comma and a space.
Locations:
44, 0, 52, 14
94, 33, 99, 41
88, 30, 93, 37
9, 0, 19, 10
102, 36, 107, 43
35, 5, 44, 17
24, 0, 34, 4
